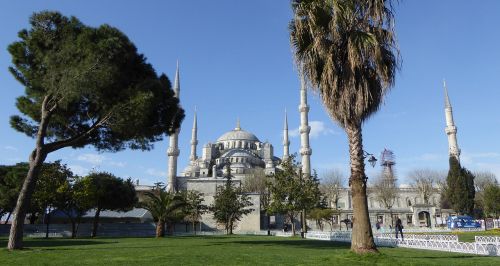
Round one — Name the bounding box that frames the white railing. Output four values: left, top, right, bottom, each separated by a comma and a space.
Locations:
475, 236, 500, 246
377, 233, 458, 242
303, 231, 499, 257
305, 231, 351, 242
273, 231, 294, 237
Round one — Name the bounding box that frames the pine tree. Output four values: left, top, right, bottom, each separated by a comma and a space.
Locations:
210, 164, 253, 234
446, 157, 475, 215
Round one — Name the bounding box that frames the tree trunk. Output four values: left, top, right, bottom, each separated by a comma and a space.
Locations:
300, 210, 305, 238
75, 216, 82, 238
192, 221, 196, 235
91, 207, 101, 238
267, 214, 271, 236
7, 148, 47, 250
166, 221, 174, 236
71, 220, 76, 238
290, 213, 296, 236
346, 122, 377, 254
45, 210, 51, 239
156, 221, 165, 237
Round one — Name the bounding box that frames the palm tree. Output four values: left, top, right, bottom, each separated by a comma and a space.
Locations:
141, 190, 185, 237
290, 0, 399, 253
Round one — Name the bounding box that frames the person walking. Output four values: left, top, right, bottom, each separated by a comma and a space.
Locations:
395, 217, 404, 240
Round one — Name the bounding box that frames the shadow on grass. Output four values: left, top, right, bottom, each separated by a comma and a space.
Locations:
226, 238, 351, 250
0, 238, 114, 249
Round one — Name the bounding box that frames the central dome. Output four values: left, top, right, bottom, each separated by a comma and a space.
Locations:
217, 129, 259, 142
216, 120, 259, 142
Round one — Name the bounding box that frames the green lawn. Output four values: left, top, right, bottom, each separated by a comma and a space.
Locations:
1, 235, 499, 265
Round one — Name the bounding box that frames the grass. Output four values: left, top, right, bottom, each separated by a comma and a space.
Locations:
413, 229, 500, 242
1, 236, 499, 265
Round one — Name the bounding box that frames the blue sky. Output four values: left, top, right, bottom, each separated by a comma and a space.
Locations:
1, 0, 499, 185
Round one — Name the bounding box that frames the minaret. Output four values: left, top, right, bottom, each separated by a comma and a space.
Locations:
189, 108, 198, 162
444, 80, 460, 161
167, 61, 181, 192
299, 75, 312, 176
283, 109, 290, 160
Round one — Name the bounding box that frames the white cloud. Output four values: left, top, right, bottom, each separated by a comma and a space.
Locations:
76, 153, 128, 168
4, 146, 18, 151
68, 164, 89, 176
289, 120, 337, 139
108, 161, 126, 167
415, 153, 445, 162
461, 152, 500, 164
77, 153, 106, 165
146, 168, 167, 177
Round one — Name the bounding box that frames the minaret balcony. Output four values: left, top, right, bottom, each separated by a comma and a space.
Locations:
167, 148, 180, 156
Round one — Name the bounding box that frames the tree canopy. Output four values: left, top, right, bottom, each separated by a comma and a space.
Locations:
211, 165, 253, 235
267, 156, 321, 236
9, 11, 184, 152
141, 189, 186, 237
0, 163, 29, 219
7, 11, 183, 249
446, 157, 475, 215
79, 172, 137, 237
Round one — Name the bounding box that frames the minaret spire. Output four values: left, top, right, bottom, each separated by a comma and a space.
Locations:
283, 109, 290, 160
167, 61, 181, 192
443, 80, 460, 161
173, 60, 180, 98
444, 79, 451, 108
189, 108, 198, 162
299, 75, 312, 176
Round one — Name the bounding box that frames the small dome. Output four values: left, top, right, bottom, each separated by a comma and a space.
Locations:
183, 164, 200, 176
217, 129, 259, 142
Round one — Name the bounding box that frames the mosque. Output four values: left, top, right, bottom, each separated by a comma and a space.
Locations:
163, 63, 312, 231
159, 63, 457, 232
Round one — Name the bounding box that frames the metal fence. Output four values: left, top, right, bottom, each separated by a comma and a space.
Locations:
301, 230, 500, 257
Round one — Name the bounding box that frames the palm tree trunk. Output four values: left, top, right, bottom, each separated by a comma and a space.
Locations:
156, 220, 165, 237
7, 148, 47, 250
346, 122, 377, 254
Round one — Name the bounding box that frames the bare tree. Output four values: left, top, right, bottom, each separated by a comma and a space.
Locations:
319, 169, 345, 210
474, 171, 497, 192
372, 170, 398, 226
407, 169, 442, 205
242, 169, 271, 234
473, 171, 498, 215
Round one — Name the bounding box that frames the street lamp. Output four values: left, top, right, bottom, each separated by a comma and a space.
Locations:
363, 151, 377, 168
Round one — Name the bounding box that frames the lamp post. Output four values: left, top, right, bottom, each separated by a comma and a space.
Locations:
362, 150, 377, 227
